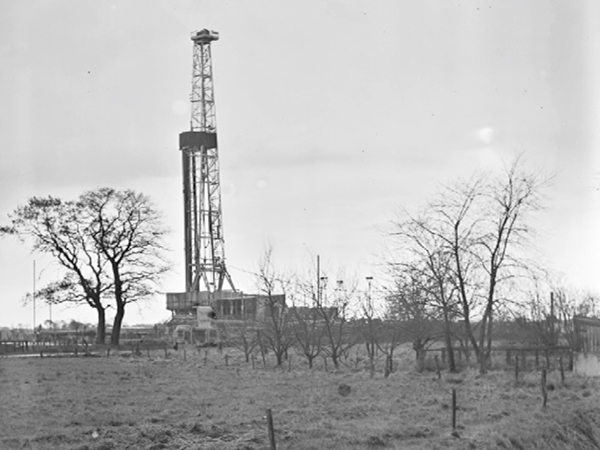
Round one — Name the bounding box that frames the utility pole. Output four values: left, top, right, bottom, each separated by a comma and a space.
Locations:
316, 255, 320, 306
32, 260, 36, 331
366, 276, 374, 310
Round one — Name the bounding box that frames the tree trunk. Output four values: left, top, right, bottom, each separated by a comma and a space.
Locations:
96, 306, 106, 344
461, 305, 479, 356
331, 349, 339, 369
110, 264, 125, 346
111, 306, 125, 346
455, 248, 480, 355
443, 312, 457, 372
478, 304, 493, 374
485, 312, 494, 365
478, 268, 499, 374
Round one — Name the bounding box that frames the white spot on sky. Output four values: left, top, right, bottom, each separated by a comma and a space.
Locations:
478, 127, 494, 144
172, 100, 188, 116
256, 178, 268, 189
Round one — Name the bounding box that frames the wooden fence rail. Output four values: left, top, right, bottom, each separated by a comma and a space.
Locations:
424, 345, 573, 371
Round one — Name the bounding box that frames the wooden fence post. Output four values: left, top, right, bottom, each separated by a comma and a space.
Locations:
434, 355, 441, 380
225, 354, 229, 367
251, 354, 256, 370
266, 408, 277, 450
559, 356, 565, 385
452, 389, 457, 429
515, 357, 519, 382
541, 369, 548, 408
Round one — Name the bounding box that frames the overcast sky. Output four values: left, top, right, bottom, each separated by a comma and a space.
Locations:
1, 0, 599, 328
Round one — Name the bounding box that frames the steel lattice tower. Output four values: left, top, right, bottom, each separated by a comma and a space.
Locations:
179, 29, 235, 294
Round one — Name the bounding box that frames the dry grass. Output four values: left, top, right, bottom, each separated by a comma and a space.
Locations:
0, 345, 599, 450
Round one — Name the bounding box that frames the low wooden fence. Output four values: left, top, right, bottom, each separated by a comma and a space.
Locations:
424, 345, 573, 371
0, 341, 32, 354
1, 340, 89, 357
1, 338, 173, 358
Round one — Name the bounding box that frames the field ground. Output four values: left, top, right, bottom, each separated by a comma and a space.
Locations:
1, 344, 600, 450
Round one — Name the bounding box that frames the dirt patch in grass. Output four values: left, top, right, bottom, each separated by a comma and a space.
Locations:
1, 346, 598, 449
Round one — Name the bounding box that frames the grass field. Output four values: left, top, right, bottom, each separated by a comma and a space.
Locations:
1, 345, 599, 450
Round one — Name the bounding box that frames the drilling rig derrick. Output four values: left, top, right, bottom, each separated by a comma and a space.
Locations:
167, 30, 287, 345
180, 29, 234, 296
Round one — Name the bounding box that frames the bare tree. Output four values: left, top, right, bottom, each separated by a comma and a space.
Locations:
3, 189, 170, 345
222, 317, 259, 363
283, 270, 327, 369
385, 269, 441, 370
256, 247, 294, 367
290, 304, 324, 369
375, 319, 407, 377
473, 160, 545, 372
388, 157, 546, 373
318, 276, 355, 369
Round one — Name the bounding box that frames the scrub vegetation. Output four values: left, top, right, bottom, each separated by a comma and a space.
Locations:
1, 345, 599, 450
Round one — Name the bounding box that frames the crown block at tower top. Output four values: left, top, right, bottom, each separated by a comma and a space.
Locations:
192, 29, 219, 44
180, 131, 217, 150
